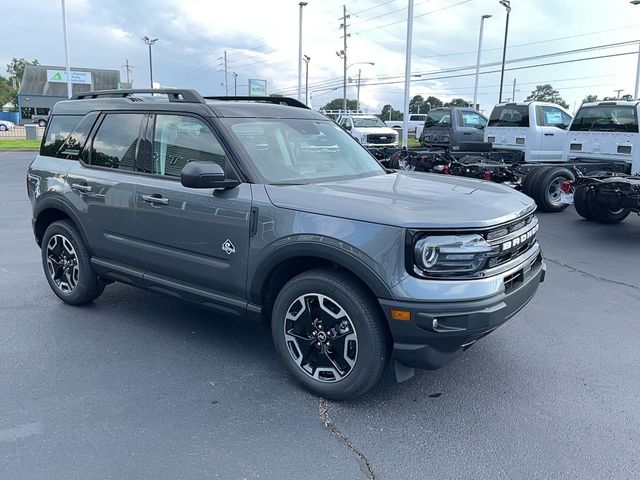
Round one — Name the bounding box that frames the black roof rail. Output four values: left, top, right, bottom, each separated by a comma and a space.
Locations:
71, 89, 205, 103
203, 96, 310, 109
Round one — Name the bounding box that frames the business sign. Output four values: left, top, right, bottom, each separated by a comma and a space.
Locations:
248, 79, 267, 97
47, 69, 92, 85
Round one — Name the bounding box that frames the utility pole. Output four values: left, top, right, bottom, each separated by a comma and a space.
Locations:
512, 78, 516, 102
498, 0, 511, 103
614, 88, 624, 99
224, 50, 228, 95
297, 2, 308, 101
356, 68, 362, 112
124, 58, 132, 85
340, 5, 349, 111
473, 14, 491, 111
232, 72, 238, 95
61, 0, 72, 98
303, 55, 311, 105
402, 0, 414, 149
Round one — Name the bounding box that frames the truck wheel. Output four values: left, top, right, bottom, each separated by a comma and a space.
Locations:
271, 268, 389, 400
41, 220, 105, 305
0, 124, 7, 131
573, 185, 594, 220
531, 167, 575, 212
38, 119, 47, 127
521, 167, 548, 196
590, 204, 631, 224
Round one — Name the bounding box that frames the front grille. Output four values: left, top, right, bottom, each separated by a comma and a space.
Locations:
503, 269, 524, 293
483, 213, 538, 270
366, 133, 395, 144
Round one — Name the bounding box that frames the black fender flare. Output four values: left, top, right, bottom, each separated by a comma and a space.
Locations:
248, 237, 395, 304
33, 196, 91, 249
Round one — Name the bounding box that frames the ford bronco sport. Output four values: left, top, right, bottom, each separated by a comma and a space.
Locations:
27, 89, 545, 400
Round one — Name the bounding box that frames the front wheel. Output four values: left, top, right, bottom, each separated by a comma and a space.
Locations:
41, 220, 105, 305
0, 124, 7, 131
271, 268, 389, 400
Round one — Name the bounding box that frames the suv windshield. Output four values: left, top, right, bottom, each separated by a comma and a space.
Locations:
352, 117, 386, 128
488, 105, 530, 127
570, 105, 639, 132
222, 118, 386, 184
424, 110, 451, 127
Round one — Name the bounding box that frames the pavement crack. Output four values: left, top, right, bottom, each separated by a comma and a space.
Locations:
319, 398, 376, 479
545, 257, 639, 291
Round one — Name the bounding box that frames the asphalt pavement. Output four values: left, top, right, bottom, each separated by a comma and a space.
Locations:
1, 151, 639, 479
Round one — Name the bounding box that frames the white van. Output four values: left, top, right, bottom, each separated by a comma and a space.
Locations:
485, 102, 573, 162
563, 101, 639, 175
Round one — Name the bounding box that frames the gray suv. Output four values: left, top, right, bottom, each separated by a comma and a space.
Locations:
27, 89, 545, 400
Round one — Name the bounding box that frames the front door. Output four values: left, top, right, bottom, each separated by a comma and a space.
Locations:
536, 105, 572, 161
133, 113, 252, 303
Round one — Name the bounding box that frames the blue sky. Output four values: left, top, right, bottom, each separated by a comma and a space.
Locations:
3, 0, 640, 113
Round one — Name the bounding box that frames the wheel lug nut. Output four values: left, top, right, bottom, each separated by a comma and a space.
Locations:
312, 331, 317, 336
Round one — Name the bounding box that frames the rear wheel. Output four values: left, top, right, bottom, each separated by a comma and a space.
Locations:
521, 167, 547, 196
271, 268, 389, 400
591, 204, 631, 224
531, 167, 575, 212
41, 220, 105, 305
573, 185, 594, 220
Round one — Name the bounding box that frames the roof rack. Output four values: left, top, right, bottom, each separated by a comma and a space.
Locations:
71, 89, 205, 103
203, 96, 309, 109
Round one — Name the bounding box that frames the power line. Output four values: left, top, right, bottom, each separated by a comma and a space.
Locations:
348, 0, 435, 26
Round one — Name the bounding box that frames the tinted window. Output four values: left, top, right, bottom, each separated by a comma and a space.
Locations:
90, 114, 143, 170
570, 105, 638, 132
57, 112, 99, 160
224, 118, 384, 184
488, 105, 530, 127
458, 111, 488, 128
536, 106, 572, 127
409, 114, 427, 122
150, 115, 226, 178
40, 115, 81, 157
424, 110, 451, 127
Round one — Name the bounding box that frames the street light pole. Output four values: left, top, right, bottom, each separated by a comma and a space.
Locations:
341, 4, 349, 111
356, 68, 362, 112
632, 1, 640, 98
61, 0, 72, 98
297, 2, 308, 102
473, 14, 491, 110
232, 72, 238, 95
498, 0, 511, 103
141, 36, 159, 89
303, 55, 311, 105
402, 0, 414, 149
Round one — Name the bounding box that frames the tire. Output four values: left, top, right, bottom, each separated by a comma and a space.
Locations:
271, 268, 389, 400
531, 167, 575, 212
0, 124, 7, 131
41, 220, 105, 305
521, 167, 548, 196
38, 119, 47, 127
573, 185, 594, 220
590, 204, 631, 224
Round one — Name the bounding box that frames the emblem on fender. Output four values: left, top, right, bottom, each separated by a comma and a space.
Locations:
222, 239, 236, 255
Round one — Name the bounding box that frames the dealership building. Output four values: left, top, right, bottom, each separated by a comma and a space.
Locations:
17, 65, 121, 123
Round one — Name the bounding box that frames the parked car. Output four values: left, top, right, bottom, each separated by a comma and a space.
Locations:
386, 114, 428, 138
485, 102, 573, 162
27, 88, 545, 400
0, 119, 16, 131
32, 114, 49, 127
419, 107, 487, 149
563, 100, 640, 223
337, 114, 398, 147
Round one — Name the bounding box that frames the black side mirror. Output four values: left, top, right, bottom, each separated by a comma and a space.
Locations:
180, 161, 239, 189
554, 123, 568, 130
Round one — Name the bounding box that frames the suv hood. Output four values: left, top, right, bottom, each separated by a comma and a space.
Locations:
265, 172, 535, 229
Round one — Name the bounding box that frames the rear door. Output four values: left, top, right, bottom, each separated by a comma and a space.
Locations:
535, 105, 572, 161
66, 112, 143, 269
133, 113, 252, 304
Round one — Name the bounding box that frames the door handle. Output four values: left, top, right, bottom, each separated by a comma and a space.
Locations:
141, 194, 169, 205
71, 183, 92, 193
544, 133, 555, 136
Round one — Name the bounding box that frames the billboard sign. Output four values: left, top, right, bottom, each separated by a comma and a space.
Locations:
248, 79, 267, 97
47, 70, 92, 85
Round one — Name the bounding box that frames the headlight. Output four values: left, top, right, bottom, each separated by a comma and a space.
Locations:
414, 234, 493, 276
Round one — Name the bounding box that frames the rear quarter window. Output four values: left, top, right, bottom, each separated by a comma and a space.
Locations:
488, 105, 530, 128
40, 115, 81, 157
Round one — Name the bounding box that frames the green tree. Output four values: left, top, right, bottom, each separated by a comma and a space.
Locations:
444, 98, 471, 107
424, 96, 443, 108
583, 94, 598, 103
526, 84, 569, 109
409, 95, 424, 113
322, 98, 358, 111
6, 57, 40, 89
379, 104, 402, 121
0, 76, 14, 108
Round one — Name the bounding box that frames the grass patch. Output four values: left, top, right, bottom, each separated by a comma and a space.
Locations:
0, 139, 41, 150
398, 137, 421, 148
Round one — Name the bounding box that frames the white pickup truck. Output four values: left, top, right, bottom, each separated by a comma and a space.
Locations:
337, 114, 398, 147
386, 114, 428, 138
485, 102, 573, 162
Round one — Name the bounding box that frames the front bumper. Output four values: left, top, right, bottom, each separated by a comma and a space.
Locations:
379, 251, 545, 370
